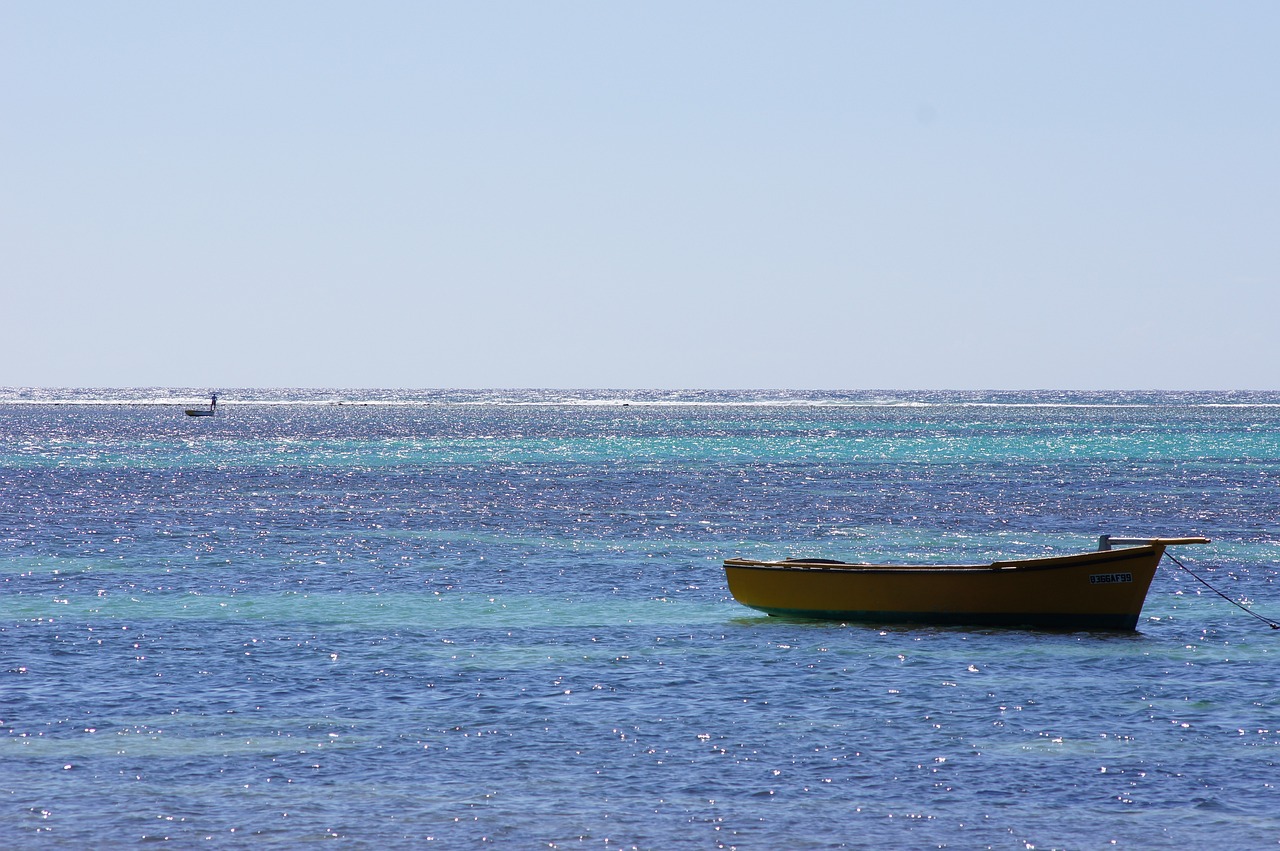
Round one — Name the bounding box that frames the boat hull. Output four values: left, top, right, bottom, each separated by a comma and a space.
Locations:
724, 545, 1169, 630
185, 410, 215, 417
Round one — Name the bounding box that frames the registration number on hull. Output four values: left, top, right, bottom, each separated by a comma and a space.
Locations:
1089, 572, 1133, 585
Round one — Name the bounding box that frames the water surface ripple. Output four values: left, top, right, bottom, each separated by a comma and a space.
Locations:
2, 390, 1278, 848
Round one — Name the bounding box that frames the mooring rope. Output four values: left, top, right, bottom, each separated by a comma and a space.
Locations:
1163, 551, 1280, 629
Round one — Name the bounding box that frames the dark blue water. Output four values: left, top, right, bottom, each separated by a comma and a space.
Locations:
3, 390, 1278, 847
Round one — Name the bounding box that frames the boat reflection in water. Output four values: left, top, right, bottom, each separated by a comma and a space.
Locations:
724, 536, 1210, 630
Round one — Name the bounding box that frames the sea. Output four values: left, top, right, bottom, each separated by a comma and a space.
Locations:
2, 388, 1278, 849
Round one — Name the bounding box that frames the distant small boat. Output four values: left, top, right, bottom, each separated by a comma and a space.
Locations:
185, 394, 218, 417
723, 536, 1210, 630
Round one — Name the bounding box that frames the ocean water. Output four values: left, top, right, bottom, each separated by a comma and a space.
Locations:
2, 388, 1278, 849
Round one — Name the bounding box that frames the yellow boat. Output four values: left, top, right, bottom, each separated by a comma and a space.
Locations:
723, 536, 1210, 630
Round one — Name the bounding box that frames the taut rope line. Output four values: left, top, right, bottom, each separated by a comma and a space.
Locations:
1163, 550, 1280, 630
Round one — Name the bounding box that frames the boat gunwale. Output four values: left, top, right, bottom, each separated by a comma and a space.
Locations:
723, 545, 1163, 575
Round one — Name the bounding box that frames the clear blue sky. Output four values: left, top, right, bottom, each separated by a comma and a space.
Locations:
4, 1, 1277, 389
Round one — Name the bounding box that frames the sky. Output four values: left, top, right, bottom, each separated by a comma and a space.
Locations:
3, 1, 1278, 390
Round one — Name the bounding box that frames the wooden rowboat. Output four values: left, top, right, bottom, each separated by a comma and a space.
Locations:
185, 394, 218, 417
723, 536, 1210, 630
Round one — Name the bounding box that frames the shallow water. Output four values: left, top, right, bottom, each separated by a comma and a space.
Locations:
2, 390, 1278, 847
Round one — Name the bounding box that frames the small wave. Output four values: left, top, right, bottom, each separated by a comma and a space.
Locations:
4, 388, 1280, 409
